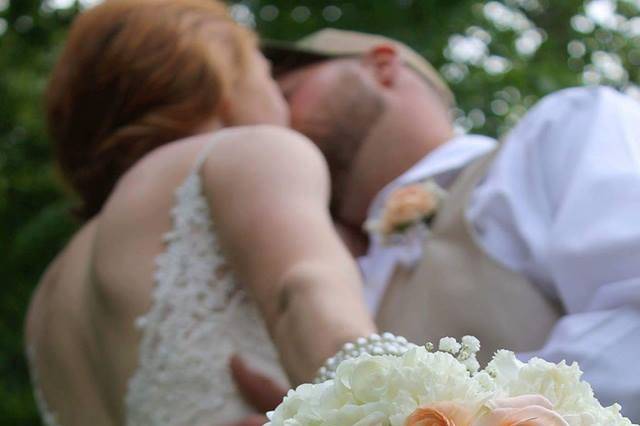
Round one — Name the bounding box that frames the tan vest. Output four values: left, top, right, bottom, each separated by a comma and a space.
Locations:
375, 150, 562, 364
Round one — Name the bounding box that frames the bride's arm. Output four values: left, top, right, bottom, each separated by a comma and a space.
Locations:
201, 125, 376, 384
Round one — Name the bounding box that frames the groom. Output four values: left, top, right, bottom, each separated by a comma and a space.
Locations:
233, 29, 640, 424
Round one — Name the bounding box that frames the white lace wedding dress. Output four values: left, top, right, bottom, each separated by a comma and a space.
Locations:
31, 136, 288, 425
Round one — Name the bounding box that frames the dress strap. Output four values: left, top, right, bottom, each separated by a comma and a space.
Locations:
191, 133, 221, 173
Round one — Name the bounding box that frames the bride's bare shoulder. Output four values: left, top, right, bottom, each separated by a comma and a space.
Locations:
94, 132, 219, 239
92, 125, 321, 266
202, 125, 324, 168
102, 125, 325, 224
102, 126, 317, 217
199, 125, 329, 194
93, 125, 325, 260
108, 133, 214, 207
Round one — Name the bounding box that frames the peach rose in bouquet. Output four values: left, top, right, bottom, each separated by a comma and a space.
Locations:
405, 396, 568, 426
405, 402, 475, 426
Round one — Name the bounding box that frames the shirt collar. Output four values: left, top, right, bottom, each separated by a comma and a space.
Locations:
366, 134, 498, 221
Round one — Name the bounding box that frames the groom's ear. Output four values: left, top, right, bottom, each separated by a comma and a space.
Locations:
362, 44, 401, 87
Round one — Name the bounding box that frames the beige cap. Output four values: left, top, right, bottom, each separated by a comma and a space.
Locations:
262, 28, 454, 106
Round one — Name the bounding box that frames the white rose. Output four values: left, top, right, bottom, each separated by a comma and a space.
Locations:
352, 411, 387, 426
350, 357, 394, 403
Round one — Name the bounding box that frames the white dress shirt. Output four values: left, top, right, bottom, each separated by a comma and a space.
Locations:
358, 86, 640, 419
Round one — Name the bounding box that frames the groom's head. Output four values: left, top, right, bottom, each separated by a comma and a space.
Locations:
264, 30, 455, 227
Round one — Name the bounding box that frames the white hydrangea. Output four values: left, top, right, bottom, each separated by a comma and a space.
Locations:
266, 346, 492, 426
267, 338, 637, 426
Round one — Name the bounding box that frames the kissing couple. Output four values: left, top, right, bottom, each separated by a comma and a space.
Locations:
26, 0, 640, 425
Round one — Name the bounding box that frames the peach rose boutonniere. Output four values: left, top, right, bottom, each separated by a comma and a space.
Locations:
366, 179, 447, 244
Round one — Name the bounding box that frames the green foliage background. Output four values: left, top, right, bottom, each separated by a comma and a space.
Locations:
1, 0, 637, 423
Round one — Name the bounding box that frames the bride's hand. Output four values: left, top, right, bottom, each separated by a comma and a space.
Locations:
225, 415, 267, 426
230, 355, 287, 412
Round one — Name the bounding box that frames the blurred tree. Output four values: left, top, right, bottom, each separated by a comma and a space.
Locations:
1, 0, 80, 424
0, 0, 638, 424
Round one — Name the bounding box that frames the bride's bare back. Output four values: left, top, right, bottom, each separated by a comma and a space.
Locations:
26, 127, 375, 425
26, 134, 211, 425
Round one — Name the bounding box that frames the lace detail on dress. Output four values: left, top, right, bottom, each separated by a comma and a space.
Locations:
125, 134, 285, 425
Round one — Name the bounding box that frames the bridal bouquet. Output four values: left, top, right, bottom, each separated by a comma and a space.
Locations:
266, 336, 635, 426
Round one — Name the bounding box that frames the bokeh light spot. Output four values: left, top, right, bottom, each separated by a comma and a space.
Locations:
491, 99, 509, 115
585, 0, 617, 29
15, 16, 34, 34
291, 6, 311, 23
322, 5, 342, 23
568, 40, 587, 57
79, 0, 102, 9
260, 5, 279, 22
230, 3, 256, 27
571, 15, 596, 33
483, 55, 511, 75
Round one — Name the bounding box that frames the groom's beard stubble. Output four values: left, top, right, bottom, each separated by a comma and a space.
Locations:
303, 74, 385, 217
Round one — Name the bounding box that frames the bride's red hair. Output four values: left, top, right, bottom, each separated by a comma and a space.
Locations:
46, 0, 255, 219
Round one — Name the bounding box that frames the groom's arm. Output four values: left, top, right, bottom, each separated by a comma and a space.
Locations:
201, 126, 376, 384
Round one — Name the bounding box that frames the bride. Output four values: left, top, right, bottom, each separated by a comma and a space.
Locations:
25, 0, 374, 424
